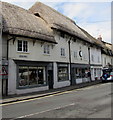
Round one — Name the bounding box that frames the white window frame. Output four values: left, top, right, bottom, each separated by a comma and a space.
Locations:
61, 48, 65, 57
91, 55, 94, 62
43, 44, 50, 55
98, 56, 100, 63
74, 51, 77, 59
17, 40, 28, 53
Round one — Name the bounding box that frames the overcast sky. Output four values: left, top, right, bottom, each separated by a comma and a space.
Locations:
1, 0, 112, 43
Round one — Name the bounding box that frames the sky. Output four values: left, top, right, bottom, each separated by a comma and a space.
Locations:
1, 0, 112, 44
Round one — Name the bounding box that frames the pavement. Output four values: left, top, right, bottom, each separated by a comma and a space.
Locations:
1, 80, 102, 104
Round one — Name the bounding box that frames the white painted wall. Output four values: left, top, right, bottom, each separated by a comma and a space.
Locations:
9, 35, 69, 63
71, 40, 89, 64
90, 47, 102, 65
8, 59, 17, 95
102, 54, 113, 67
90, 47, 102, 81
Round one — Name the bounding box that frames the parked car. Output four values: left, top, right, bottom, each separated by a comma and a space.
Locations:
101, 68, 113, 82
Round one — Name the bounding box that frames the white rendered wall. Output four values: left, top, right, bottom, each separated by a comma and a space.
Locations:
90, 47, 102, 65
8, 59, 17, 95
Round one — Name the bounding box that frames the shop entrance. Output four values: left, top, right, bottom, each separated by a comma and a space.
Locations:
48, 70, 53, 89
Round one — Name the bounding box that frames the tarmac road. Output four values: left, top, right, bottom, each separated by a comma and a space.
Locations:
2, 82, 112, 119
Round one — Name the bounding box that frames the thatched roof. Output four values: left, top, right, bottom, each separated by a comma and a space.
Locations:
29, 2, 93, 44
78, 26, 105, 48
1, 1, 56, 43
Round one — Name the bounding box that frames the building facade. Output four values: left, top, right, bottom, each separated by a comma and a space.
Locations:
1, 1, 113, 96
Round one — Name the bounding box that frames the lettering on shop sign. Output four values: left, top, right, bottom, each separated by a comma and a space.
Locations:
19, 55, 27, 58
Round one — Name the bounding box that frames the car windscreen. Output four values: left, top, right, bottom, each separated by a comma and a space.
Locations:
110, 72, 113, 75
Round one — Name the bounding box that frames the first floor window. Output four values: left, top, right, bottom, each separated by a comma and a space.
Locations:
91, 55, 94, 62
17, 40, 28, 52
58, 67, 68, 81
44, 44, 50, 54
98, 56, 100, 63
74, 51, 77, 58
61, 48, 65, 56
18, 66, 46, 87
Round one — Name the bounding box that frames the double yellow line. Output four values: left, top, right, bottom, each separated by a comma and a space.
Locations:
0, 83, 106, 107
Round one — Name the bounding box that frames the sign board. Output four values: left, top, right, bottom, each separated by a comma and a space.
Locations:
0, 66, 8, 75
0, 66, 8, 79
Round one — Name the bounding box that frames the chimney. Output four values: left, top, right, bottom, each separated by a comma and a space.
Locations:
97, 35, 102, 41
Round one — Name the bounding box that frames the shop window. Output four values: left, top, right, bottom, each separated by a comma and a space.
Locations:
94, 68, 96, 77
28, 67, 38, 85
19, 66, 29, 86
44, 45, 50, 54
17, 40, 28, 52
18, 66, 46, 88
75, 68, 88, 79
58, 67, 68, 81
61, 48, 65, 56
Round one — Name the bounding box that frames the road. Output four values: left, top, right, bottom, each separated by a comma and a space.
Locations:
2, 82, 112, 119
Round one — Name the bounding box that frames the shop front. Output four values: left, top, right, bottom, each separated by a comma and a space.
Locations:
71, 64, 90, 84
53, 62, 70, 88
8, 60, 54, 95
91, 65, 102, 81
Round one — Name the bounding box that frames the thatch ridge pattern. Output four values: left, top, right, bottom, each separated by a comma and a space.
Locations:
29, 2, 93, 43
1, 1, 56, 43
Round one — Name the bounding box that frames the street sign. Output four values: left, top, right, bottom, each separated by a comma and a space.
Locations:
0, 66, 8, 75
0, 66, 8, 79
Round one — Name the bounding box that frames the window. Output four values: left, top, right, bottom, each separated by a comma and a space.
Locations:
61, 48, 65, 56
111, 59, 113, 65
44, 45, 50, 54
75, 68, 88, 79
91, 55, 94, 62
58, 67, 68, 81
98, 56, 100, 63
18, 66, 46, 88
60, 32, 65, 38
74, 51, 77, 58
17, 40, 28, 52
104, 57, 106, 65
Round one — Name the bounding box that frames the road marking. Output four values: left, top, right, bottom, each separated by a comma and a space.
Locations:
10, 103, 75, 120
1, 83, 110, 107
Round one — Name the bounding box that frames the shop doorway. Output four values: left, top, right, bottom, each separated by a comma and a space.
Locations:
48, 70, 53, 89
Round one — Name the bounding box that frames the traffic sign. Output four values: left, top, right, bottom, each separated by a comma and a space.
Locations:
0, 66, 8, 75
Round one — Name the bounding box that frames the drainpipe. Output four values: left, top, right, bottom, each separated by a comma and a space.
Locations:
88, 47, 92, 81
68, 40, 72, 85
6, 36, 15, 96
